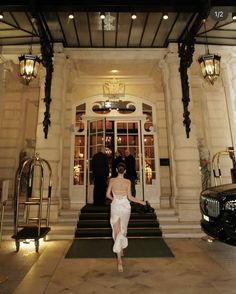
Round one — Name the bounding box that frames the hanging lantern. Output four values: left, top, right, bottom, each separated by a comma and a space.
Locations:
198, 53, 221, 85
198, 19, 221, 85
19, 54, 41, 85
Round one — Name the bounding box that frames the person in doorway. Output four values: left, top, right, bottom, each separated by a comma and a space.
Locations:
124, 149, 137, 197
92, 146, 109, 205
106, 162, 146, 272
112, 150, 124, 177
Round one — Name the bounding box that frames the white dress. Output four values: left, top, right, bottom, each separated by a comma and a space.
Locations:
110, 192, 131, 253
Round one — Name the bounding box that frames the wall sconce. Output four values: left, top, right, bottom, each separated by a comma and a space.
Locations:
18, 18, 41, 85
100, 12, 105, 20
198, 19, 221, 85
19, 54, 41, 85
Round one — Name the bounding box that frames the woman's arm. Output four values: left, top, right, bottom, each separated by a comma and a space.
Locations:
127, 180, 145, 205
106, 179, 113, 201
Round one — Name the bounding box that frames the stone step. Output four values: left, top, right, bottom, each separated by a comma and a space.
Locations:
0, 207, 203, 240
160, 222, 201, 229
77, 219, 159, 228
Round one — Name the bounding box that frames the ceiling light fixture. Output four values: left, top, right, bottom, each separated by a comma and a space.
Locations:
163, 13, 169, 20
0, 12, 3, 19
100, 12, 105, 20
131, 13, 137, 20
68, 13, 74, 20
18, 18, 41, 85
198, 19, 221, 85
110, 69, 119, 73
232, 12, 236, 21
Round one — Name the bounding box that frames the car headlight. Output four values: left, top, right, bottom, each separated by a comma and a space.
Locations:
225, 200, 236, 211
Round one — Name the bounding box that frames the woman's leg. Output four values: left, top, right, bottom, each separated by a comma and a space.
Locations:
112, 218, 124, 272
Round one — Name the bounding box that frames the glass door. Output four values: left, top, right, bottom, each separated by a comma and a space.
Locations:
115, 121, 143, 200
87, 118, 106, 203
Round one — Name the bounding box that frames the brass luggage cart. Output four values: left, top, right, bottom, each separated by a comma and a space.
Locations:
0, 180, 9, 244
212, 147, 236, 186
12, 154, 52, 252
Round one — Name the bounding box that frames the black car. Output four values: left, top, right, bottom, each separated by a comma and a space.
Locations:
200, 183, 236, 246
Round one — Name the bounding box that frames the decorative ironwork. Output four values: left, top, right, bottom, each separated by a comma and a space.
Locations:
178, 42, 194, 138
178, 1, 210, 138
34, 12, 54, 139
92, 100, 135, 114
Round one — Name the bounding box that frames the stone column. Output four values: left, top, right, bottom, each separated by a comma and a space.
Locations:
221, 56, 236, 152
161, 50, 202, 221
35, 53, 67, 220
0, 60, 13, 128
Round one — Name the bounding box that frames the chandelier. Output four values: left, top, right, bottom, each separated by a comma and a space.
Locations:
19, 18, 41, 85
198, 20, 221, 85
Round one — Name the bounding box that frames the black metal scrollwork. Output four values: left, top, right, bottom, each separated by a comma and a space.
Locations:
178, 42, 194, 138
33, 10, 54, 139
178, 1, 210, 138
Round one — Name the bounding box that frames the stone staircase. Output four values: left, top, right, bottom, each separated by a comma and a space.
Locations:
74, 204, 162, 238
1, 204, 204, 241
157, 208, 204, 238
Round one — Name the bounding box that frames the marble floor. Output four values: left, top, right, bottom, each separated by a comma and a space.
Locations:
1, 238, 236, 294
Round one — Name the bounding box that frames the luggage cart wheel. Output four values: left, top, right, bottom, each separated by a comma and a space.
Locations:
15, 240, 20, 252
35, 239, 39, 253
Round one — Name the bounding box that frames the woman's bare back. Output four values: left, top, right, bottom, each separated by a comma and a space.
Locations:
110, 177, 131, 199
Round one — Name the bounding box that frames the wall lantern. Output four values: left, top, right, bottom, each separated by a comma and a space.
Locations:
19, 54, 41, 85
18, 18, 41, 85
198, 20, 221, 85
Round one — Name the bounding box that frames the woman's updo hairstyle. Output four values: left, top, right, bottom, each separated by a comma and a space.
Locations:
117, 162, 126, 174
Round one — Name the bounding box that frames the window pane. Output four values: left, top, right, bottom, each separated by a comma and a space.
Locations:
74, 170, 84, 185
90, 121, 97, 133
117, 135, 127, 146
129, 147, 139, 158
90, 147, 97, 158
117, 122, 127, 131
145, 170, 156, 184
145, 146, 154, 158
142, 103, 153, 132
74, 135, 85, 186
144, 135, 154, 146
97, 134, 104, 145
129, 135, 138, 146
128, 122, 138, 133
97, 120, 104, 132
106, 120, 113, 131
75, 103, 86, 132
90, 135, 97, 146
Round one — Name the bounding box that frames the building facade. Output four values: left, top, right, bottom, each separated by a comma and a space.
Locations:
1, 43, 236, 222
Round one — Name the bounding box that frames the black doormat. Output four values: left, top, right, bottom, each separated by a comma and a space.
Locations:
65, 238, 174, 258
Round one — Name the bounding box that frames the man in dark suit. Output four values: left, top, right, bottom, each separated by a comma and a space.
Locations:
92, 146, 109, 205
112, 150, 124, 177
124, 149, 137, 197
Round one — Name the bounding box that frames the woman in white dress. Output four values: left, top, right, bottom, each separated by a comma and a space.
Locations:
106, 162, 146, 272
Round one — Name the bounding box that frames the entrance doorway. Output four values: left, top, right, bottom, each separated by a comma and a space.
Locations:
70, 96, 160, 207
87, 119, 143, 203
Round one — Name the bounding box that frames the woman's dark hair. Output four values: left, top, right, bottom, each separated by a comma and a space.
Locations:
117, 162, 126, 174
